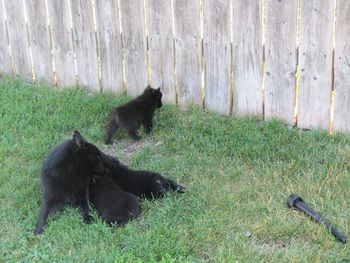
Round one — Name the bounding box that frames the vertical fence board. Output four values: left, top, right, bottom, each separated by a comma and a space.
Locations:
3, 0, 32, 79
265, 0, 297, 125
232, 0, 263, 117
0, 1, 12, 74
298, 0, 333, 130
119, 0, 147, 96
95, 0, 123, 92
203, 0, 231, 115
146, 0, 175, 103
25, 0, 52, 82
71, 0, 99, 91
334, 0, 350, 134
174, 0, 201, 107
47, 0, 75, 87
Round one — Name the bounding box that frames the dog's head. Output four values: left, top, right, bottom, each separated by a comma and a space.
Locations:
72, 130, 104, 174
144, 85, 162, 108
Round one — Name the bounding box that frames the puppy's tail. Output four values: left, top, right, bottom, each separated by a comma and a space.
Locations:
104, 111, 120, 145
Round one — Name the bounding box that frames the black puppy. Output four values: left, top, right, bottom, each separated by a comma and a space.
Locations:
105, 85, 162, 144
101, 152, 185, 199
89, 176, 140, 226
34, 131, 104, 234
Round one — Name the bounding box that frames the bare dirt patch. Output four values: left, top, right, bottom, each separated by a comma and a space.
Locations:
98, 138, 164, 163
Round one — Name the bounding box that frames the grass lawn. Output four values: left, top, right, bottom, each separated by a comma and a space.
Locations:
0, 76, 349, 262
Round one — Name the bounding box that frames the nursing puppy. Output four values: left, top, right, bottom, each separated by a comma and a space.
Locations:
34, 131, 104, 234
101, 152, 185, 199
104, 85, 162, 144
89, 176, 140, 226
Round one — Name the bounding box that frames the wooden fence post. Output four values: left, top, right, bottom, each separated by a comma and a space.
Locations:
334, 0, 350, 134
232, 0, 263, 117
265, 0, 297, 125
298, 0, 334, 130
174, 0, 202, 108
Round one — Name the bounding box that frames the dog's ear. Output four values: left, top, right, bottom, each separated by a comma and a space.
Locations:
73, 130, 86, 150
145, 85, 152, 91
73, 130, 82, 137
152, 87, 161, 96
154, 87, 162, 100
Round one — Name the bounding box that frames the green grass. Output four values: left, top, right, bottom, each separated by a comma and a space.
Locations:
0, 76, 349, 262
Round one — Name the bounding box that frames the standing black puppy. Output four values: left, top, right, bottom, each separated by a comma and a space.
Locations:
34, 131, 104, 234
104, 85, 162, 144
89, 176, 140, 226
101, 152, 185, 199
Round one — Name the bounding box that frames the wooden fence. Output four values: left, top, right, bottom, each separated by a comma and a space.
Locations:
0, 0, 349, 134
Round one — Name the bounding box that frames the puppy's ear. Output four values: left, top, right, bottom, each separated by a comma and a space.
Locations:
145, 85, 152, 91
73, 130, 86, 150
73, 130, 82, 137
153, 87, 160, 93
152, 87, 161, 96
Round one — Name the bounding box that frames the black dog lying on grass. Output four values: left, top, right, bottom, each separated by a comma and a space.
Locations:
89, 152, 185, 226
35, 131, 104, 234
99, 151, 185, 199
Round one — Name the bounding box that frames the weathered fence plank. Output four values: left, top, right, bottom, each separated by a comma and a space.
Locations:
47, 0, 75, 87
173, 0, 201, 107
203, 0, 231, 115
3, 0, 32, 79
265, 0, 297, 125
71, 0, 99, 91
298, 0, 334, 130
95, 0, 123, 93
0, 1, 12, 74
25, 0, 52, 82
333, 0, 350, 134
232, 0, 263, 117
119, 0, 148, 96
146, 0, 175, 103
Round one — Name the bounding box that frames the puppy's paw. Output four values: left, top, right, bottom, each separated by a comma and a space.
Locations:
166, 177, 186, 193
83, 214, 93, 224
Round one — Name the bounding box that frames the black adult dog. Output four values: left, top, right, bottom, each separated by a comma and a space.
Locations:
100, 151, 185, 199
104, 85, 162, 144
34, 131, 104, 234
